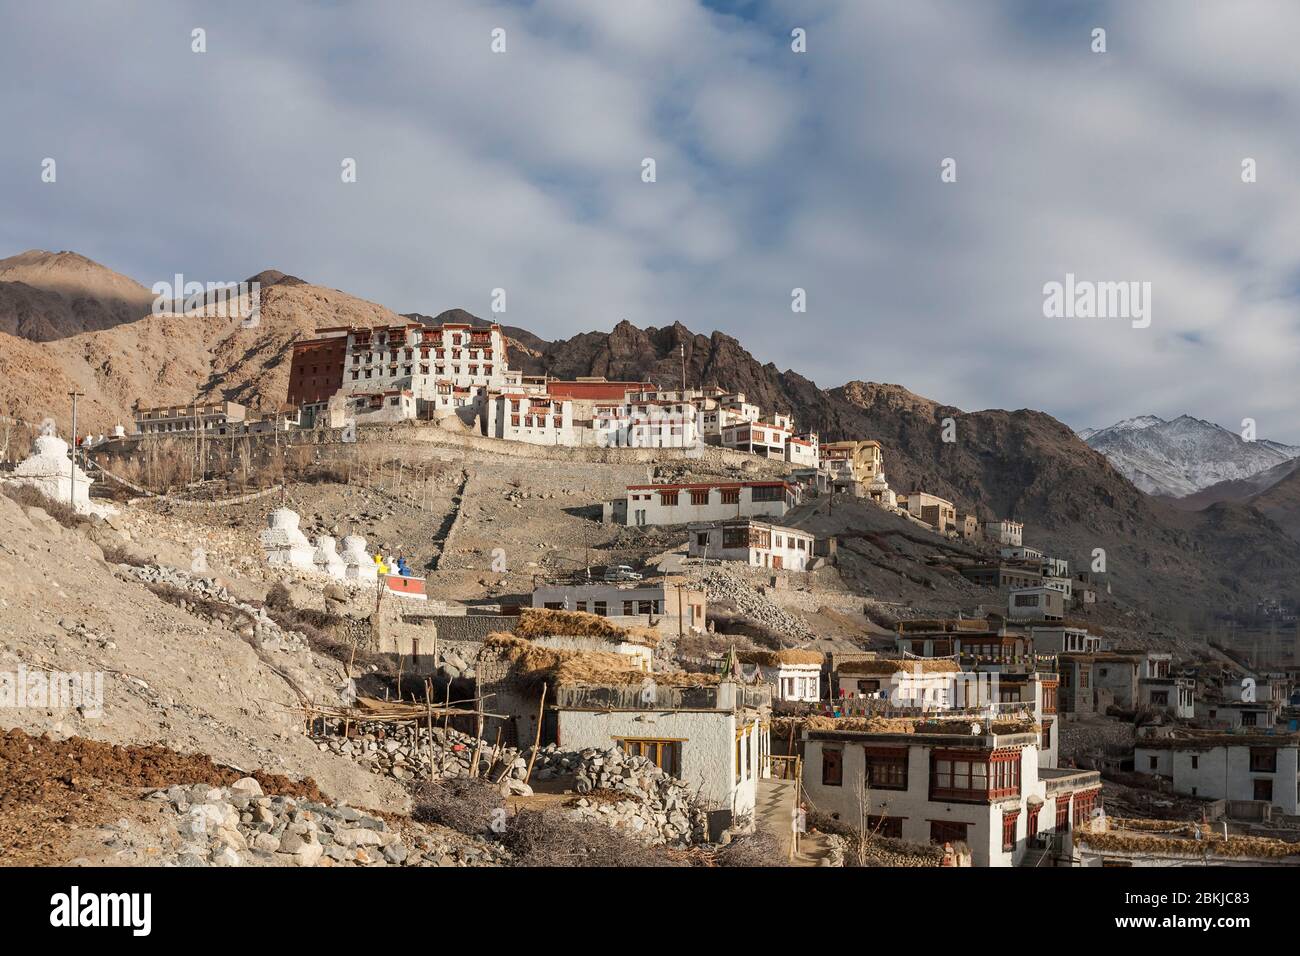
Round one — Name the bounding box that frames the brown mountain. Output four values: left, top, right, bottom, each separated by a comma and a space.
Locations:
0, 250, 156, 340
0, 251, 403, 435
3, 256, 1297, 622
1244, 467, 1300, 543
511, 320, 1300, 622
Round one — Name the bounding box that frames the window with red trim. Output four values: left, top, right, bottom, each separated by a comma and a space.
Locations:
1002, 811, 1019, 852
1055, 798, 1069, 832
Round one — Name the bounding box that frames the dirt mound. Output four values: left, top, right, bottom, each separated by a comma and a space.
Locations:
0, 728, 321, 865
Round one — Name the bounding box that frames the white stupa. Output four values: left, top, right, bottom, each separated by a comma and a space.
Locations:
341, 535, 378, 584
260, 508, 316, 570
7, 428, 116, 518
312, 535, 347, 580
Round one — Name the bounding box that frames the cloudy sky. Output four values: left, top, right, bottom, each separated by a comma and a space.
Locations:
3, 0, 1299, 439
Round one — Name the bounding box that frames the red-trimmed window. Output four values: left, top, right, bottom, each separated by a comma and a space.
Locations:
1002, 811, 1019, 852
1055, 798, 1070, 832
689, 488, 710, 505
721, 488, 740, 505
931, 750, 1020, 803
1027, 804, 1040, 838
1073, 789, 1100, 825
659, 490, 679, 506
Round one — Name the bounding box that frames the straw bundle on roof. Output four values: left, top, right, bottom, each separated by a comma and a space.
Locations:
516, 608, 661, 647
737, 648, 824, 667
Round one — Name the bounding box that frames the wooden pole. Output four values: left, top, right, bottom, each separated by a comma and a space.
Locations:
522, 683, 549, 786
469, 694, 485, 778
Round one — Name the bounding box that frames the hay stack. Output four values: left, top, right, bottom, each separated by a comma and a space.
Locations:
516, 608, 661, 648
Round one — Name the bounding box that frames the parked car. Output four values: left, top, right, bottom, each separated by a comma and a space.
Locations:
603, 565, 643, 582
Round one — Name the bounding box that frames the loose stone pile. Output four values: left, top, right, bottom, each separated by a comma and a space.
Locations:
699, 565, 814, 640
562, 746, 708, 846
147, 777, 509, 867
313, 722, 708, 845
124, 565, 310, 651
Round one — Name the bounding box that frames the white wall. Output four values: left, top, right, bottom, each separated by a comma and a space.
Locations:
557, 708, 761, 815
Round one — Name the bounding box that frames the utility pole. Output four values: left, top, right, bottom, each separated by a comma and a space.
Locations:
68, 391, 84, 507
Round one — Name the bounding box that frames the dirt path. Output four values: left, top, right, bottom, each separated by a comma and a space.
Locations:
754, 777, 831, 867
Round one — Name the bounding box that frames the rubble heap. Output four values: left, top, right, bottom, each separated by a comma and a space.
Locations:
147, 778, 507, 867
313, 723, 708, 845
698, 565, 814, 640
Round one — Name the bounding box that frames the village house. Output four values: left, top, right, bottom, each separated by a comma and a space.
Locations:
1135, 733, 1300, 812
985, 519, 1024, 547
830, 658, 967, 706
784, 432, 819, 468
621, 480, 800, 527
905, 492, 957, 534
530, 580, 707, 637
960, 563, 1044, 590
1029, 624, 1101, 656
485, 393, 577, 445
799, 714, 1101, 866
721, 418, 790, 459
553, 679, 771, 821
687, 518, 819, 571
737, 649, 824, 702
1075, 816, 1300, 867
955, 514, 980, 540
819, 440, 884, 490
133, 400, 246, 436
894, 618, 1034, 669
1007, 586, 1066, 622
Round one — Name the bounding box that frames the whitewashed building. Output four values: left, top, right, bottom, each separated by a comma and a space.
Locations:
486, 393, 577, 445
1135, 735, 1300, 812
985, 520, 1024, 547
553, 681, 770, 818
624, 481, 799, 527
531, 581, 707, 636
801, 718, 1101, 866
687, 518, 817, 571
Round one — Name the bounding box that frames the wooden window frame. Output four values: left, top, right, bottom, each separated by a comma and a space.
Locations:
822, 747, 843, 787
863, 746, 909, 791
614, 737, 682, 778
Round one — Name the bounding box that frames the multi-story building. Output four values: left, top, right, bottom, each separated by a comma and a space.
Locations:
985, 519, 1024, 547
721, 419, 791, 459
687, 518, 818, 571
906, 492, 957, 533
784, 433, 819, 468
531, 580, 706, 635
1135, 733, 1300, 812
133, 400, 246, 436
960, 563, 1044, 590
820, 440, 884, 488
1007, 586, 1066, 621
624, 480, 799, 526
800, 715, 1100, 866
486, 394, 576, 445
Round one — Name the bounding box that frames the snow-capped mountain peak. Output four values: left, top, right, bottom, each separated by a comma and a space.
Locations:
1080, 415, 1300, 498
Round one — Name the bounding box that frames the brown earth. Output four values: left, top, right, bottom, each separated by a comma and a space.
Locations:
0, 728, 321, 865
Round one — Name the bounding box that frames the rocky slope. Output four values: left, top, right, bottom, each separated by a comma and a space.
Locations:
0, 252, 404, 434
1081, 414, 1300, 498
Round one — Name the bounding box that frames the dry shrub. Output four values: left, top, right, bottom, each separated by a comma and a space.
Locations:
412, 777, 504, 835
0, 482, 89, 529
265, 580, 293, 610
713, 830, 784, 867
500, 806, 685, 867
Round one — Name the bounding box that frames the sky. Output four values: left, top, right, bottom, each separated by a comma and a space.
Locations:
3, 0, 1299, 440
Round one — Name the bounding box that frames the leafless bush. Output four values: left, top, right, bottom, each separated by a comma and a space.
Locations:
499, 807, 685, 867
713, 829, 783, 867
412, 777, 504, 834
265, 580, 293, 610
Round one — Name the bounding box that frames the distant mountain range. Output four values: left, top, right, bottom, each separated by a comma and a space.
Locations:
1079, 415, 1300, 499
